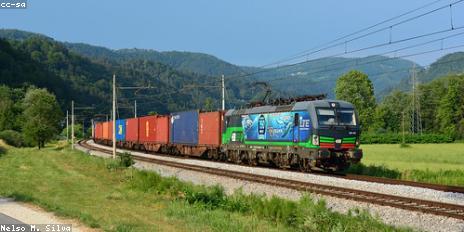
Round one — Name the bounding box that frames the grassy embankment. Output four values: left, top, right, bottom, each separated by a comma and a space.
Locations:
349, 143, 464, 186
0, 141, 409, 232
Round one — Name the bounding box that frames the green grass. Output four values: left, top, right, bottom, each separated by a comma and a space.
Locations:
349, 143, 464, 186
0, 142, 410, 232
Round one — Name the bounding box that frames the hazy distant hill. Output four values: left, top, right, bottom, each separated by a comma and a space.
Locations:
393, 52, 464, 93
251, 55, 419, 99
418, 52, 464, 82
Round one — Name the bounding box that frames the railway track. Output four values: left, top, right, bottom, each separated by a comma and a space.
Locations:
342, 173, 464, 194
77, 139, 464, 221
85, 140, 464, 194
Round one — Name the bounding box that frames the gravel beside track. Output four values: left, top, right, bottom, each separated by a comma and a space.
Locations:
87, 140, 464, 206
79, 140, 464, 232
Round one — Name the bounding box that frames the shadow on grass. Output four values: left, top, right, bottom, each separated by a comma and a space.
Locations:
347, 163, 402, 179
399, 143, 411, 148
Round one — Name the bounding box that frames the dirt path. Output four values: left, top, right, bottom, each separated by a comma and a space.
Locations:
0, 198, 99, 232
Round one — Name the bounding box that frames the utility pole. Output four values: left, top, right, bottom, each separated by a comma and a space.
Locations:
66, 110, 69, 142
414, 65, 422, 135
111, 79, 153, 158
411, 65, 416, 134
410, 64, 423, 134
81, 120, 84, 139
112, 74, 117, 159
91, 119, 94, 139
134, 100, 137, 118
402, 111, 405, 144
71, 101, 75, 149
221, 74, 225, 111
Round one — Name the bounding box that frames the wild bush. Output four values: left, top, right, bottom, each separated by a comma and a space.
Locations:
0, 130, 26, 147
119, 152, 134, 167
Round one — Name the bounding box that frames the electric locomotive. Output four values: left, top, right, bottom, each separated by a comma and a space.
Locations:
221, 100, 362, 172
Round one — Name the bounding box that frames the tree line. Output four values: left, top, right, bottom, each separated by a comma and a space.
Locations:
336, 70, 464, 140
0, 86, 62, 148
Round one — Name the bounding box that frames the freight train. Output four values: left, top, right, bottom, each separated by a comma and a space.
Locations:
93, 100, 362, 172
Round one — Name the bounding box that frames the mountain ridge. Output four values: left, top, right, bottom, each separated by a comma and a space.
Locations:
2, 29, 463, 101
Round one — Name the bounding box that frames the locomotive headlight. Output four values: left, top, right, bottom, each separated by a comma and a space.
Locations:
312, 134, 319, 146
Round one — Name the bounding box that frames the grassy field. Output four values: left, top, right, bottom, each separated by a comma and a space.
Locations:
0, 141, 409, 232
349, 143, 464, 186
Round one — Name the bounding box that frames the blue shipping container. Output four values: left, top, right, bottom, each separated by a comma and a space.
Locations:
116, 119, 126, 141
170, 110, 199, 145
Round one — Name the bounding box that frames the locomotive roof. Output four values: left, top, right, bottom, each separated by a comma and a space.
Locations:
225, 100, 354, 116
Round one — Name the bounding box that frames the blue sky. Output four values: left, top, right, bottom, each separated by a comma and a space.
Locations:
1, 0, 464, 66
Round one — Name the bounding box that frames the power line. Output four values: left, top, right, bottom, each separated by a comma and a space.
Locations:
263, 31, 464, 82
266, 42, 464, 84
260, 0, 446, 69
227, 0, 464, 80
230, 25, 464, 82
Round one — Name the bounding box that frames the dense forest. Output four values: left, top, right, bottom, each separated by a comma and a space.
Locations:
0, 35, 261, 119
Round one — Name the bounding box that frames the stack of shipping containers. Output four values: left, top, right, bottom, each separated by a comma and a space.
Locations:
94, 123, 103, 140
198, 111, 223, 147
116, 119, 126, 141
93, 110, 223, 153
138, 115, 169, 144
170, 111, 199, 145
125, 118, 139, 143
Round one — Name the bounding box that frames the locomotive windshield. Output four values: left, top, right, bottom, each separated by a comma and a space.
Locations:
317, 109, 337, 126
316, 108, 357, 126
338, 109, 356, 126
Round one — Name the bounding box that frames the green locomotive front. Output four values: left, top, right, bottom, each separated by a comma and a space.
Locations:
221, 100, 362, 172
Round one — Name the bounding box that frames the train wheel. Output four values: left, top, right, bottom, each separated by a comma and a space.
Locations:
248, 152, 258, 166
299, 158, 311, 172
235, 151, 242, 164
212, 151, 219, 161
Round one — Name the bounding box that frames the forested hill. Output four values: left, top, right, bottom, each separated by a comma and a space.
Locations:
63, 42, 420, 98
418, 52, 464, 82
0, 36, 257, 117
392, 52, 464, 93
252, 55, 419, 99
1, 29, 464, 103
0, 37, 111, 108
0, 29, 251, 77
64, 43, 253, 77
60, 40, 420, 99
0, 29, 421, 99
